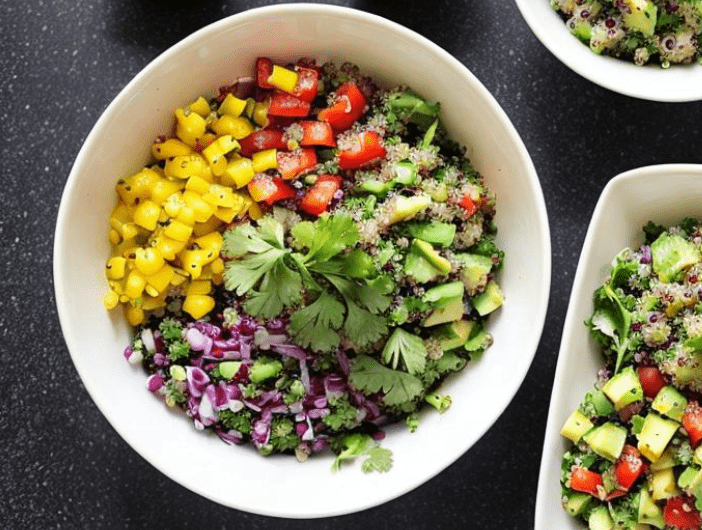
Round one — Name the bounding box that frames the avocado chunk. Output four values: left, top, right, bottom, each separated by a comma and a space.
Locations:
665, 350, 702, 388
413, 239, 452, 275
584, 388, 616, 417
405, 251, 442, 283
463, 322, 490, 354
638, 486, 665, 529
455, 253, 493, 294
471, 280, 503, 316
218, 361, 242, 380
651, 385, 688, 422
407, 221, 456, 247
563, 491, 593, 517
583, 422, 627, 461
560, 409, 594, 443
619, 0, 657, 38
360, 178, 392, 196
423, 281, 464, 304
602, 366, 643, 410
387, 195, 432, 224
422, 296, 465, 327
648, 467, 679, 500
433, 319, 474, 351
651, 232, 701, 283
392, 160, 418, 186
588, 505, 614, 530
637, 412, 679, 463
650, 446, 676, 471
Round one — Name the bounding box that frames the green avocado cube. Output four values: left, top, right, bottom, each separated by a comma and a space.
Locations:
471, 281, 503, 316
620, 0, 657, 38
433, 319, 474, 351
638, 486, 665, 529
651, 232, 701, 283
563, 491, 593, 517
602, 366, 643, 410
651, 385, 688, 422
422, 296, 465, 327
588, 505, 614, 530
637, 412, 679, 463
560, 409, 594, 443
407, 221, 456, 247
455, 253, 493, 294
413, 239, 452, 275
583, 422, 627, 461
387, 195, 432, 224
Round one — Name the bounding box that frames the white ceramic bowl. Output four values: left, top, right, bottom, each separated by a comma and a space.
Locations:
514, 0, 702, 102
535, 164, 702, 529
54, 3, 550, 518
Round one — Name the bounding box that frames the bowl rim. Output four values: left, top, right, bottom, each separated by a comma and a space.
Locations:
513, 0, 702, 103
54, 2, 551, 517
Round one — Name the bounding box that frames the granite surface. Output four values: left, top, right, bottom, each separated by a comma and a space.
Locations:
4, 0, 702, 528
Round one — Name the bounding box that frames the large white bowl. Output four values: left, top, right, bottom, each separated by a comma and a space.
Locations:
535, 164, 702, 529
514, 0, 702, 102
54, 3, 550, 518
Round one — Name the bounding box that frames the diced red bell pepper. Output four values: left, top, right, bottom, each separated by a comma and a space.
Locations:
299, 175, 343, 216
277, 148, 318, 180
299, 120, 336, 147
459, 194, 478, 216
664, 496, 701, 529
256, 57, 274, 89
613, 444, 648, 491
239, 128, 288, 157
268, 91, 311, 118
317, 82, 367, 132
569, 467, 603, 498
247, 174, 296, 205
291, 67, 319, 103
682, 401, 702, 447
638, 365, 667, 399
337, 130, 386, 170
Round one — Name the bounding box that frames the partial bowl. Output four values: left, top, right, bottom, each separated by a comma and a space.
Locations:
54, 3, 550, 518
535, 164, 702, 528
514, 0, 702, 102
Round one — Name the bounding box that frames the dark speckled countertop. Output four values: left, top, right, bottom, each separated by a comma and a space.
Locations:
4, 1, 702, 528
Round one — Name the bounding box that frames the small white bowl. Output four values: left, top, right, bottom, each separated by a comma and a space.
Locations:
514, 0, 702, 102
54, 3, 550, 518
534, 164, 702, 529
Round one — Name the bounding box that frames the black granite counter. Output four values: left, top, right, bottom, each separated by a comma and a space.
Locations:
4, 0, 702, 528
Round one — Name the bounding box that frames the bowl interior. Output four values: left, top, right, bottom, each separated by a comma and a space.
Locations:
54, 4, 550, 518
514, 0, 702, 102
534, 164, 702, 528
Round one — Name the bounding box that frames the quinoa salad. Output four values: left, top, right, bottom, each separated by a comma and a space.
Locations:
559, 219, 702, 529
551, 0, 702, 67
102, 57, 504, 471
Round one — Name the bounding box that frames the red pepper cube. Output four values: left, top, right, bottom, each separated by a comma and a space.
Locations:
338, 130, 386, 170
277, 148, 318, 180
247, 174, 296, 205
299, 121, 336, 147
268, 91, 311, 118
459, 193, 478, 216
682, 401, 702, 447
256, 57, 274, 89
299, 175, 343, 216
291, 67, 320, 103
569, 467, 603, 498
317, 82, 367, 132
239, 128, 288, 158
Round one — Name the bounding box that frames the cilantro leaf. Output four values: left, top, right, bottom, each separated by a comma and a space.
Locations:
360, 446, 393, 473
330, 433, 392, 473
295, 214, 358, 263
223, 244, 289, 296
288, 291, 345, 352
588, 283, 631, 373
344, 299, 388, 347
350, 355, 423, 406
243, 259, 302, 318
381, 328, 427, 375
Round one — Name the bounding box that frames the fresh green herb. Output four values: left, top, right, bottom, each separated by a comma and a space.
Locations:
167, 340, 190, 361
159, 317, 183, 341
331, 433, 393, 473
381, 327, 427, 375
350, 355, 424, 407
323, 395, 361, 431
219, 409, 253, 435
269, 418, 300, 452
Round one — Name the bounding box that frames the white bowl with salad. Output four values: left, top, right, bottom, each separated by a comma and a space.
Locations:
514, 0, 702, 102
536, 164, 702, 530
54, 3, 550, 518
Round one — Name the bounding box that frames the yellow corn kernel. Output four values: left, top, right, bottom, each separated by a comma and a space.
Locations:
175, 108, 207, 148
209, 257, 224, 275
187, 279, 212, 296
189, 96, 211, 117
119, 222, 140, 241
132, 200, 161, 231
154, 235, 187, 261
103, 289, 120, 310
176, 205, 196, 226
221, 156, 255, 188
198, 132, 217, 151
211, 114, 255, 140
180, 248, 216, 279
163, 220, 193, 242
109, 279, 125, 296
202, 135, 239, 177
248, 200, 264, 220
201, 184, 237, 209
105, 256, 127, 280
109, 229, 121, 246
141, 293, 167, 311
194, 231, 223, 253
162, 192, 184, 218
192, 216, 224, 237
214, 206, 238, 223
252, 149, 278, 172
151, 138, 192, 160
134, 247, 165, 276
149, 177, 184, 205
125, 303, 146, 326
115, 168, 161, 206
185, 175, 211, 195
268, 64, 299, 93
212, 272, 224, 286
252, 101, 269, 127
164, 154, 209, 180
109, 201, 132, 228
219, 93, 247, 117
145, 264, 175, 294
124, 270, 147, 299
182, 190, 216, 223
182, 294, 215, 320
